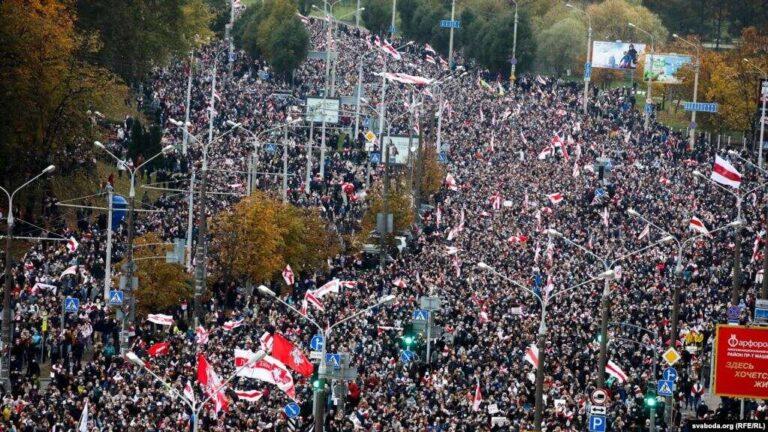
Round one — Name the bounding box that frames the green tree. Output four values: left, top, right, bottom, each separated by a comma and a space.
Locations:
536, 17, 586, 76
362, 0, 393, 36
587, 0, 668, 44
204, 0, 230, 34
75, 0, 213, 85
236, 0, 309, 80
0, 0, 127, 180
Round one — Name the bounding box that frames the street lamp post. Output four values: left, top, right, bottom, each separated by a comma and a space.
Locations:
509, 0, 519, 86
728, 150, 768, 299
447, 0, 457, 67
673, 34, 702, 152
629, 22, 654, 131
628, 208, 743, 345
125, 349, 266, 432
742, 59, 767, 168
0, 165, 55, 391
477, 261, 613, 432
258, 285, 395, 432
94, 142, 173, 353
693, 170, 768, 307
567, 3, 592, 115
545, 228, 674, 388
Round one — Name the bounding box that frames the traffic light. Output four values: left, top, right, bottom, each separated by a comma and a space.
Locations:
311, 365, 326, 391
401, 324, 416, 348
644, 388, 657, 408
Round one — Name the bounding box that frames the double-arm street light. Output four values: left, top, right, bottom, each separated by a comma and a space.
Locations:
0, 165, 56, 391
566, 3, 592, 115
692, 169, 768, 307
258, 285, 395, 432
125, 349, 266, 432
672, 34, 702, 152
628, 208, 743, 345
727, 150, 768, 299
477, 261, 613, 432
629, 22, 654, 131
94, 142, 173, 353
543, 228, 674, 389
742, 59, 767, 168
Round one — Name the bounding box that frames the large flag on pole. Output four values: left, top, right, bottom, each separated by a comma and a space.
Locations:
689, 216, 711, 236
234, 349, 296, 399
711, 155, 742, 188
197, 354, 229, 414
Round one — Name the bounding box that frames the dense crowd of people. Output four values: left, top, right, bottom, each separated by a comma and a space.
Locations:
1, 14, 766, 432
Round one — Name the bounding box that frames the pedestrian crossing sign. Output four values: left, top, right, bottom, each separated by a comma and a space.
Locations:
662, 347, 681, 366
109, 290, 124, 306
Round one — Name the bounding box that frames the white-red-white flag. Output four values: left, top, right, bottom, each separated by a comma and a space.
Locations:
234, 389, 264, 402
259, 332, 274, 351
393, 278, 407, 288
606, 359, 629, 383
195, 326, 209, 345
472, 379, 483, 411
183, 381, 196, 405
313, 279, 340, 298
572, 161, 580, 178
374, 36, 402, 60
66, 237, 79, 253
445, 173, 458, 191
197, 354, 229, 413
547, 193, 564, 204
282, 265, 295, 286
223, 318, 244, 331
147, 314, 174, 326
601, 207, 609, 227
711, 155, 742, 189
524, 343, 539, 369
689, 216, 711, 236
304, 291, 324, 311
424, 43, 436, 54
234, 350, 296, 399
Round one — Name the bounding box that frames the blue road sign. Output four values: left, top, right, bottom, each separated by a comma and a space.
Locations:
229, 52, 237, 62
657, 379, 674, 397
683, 101, 718, 113
756, 300, 768, 322
727, 305, 741, 324
265, 143, 277, 153
64, 297, 80, 313
389, 24, 396, 34
108, 290, 124, 306
440, 20, 461, 29
589, 414, 606, 432
310, 334, 325, 351
584, 62, 592, 80
438, 151, 448, 163
325, 353, 341, 369
412, 309, 429, 321
663, 367, 678, 382
644, 104, 654, 114
400, 350, 415, 363
370, 151, 381, 164
283, 402, 300, 418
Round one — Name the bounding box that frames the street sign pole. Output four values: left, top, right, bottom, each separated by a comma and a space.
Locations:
447, 0, 456, 67
759, 81, 767, 169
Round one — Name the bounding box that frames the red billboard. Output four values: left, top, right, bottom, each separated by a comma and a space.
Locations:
713, 325, 768, 399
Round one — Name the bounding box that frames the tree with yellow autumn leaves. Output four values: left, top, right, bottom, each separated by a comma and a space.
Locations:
123, 232, 193, 317
209, 191, 340, 285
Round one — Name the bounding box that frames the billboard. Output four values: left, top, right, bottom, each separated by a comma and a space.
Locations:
306, 97, 340, 124
643, 54, 692, 84
592, 41, 646, 70
382, 136, 419, 165
712, 325, 768, 399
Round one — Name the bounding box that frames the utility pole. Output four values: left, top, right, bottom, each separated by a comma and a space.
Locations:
186, 171, 195, 273
122, 171, 138, 354
447, 0, 456, 67
568, 3, 592, 115
194, 64, 216, 328
673, 34, 701, 152
629, 23, 654, 131
282, 122, 289, 203
104, 185, 114, 302
509, 0, 518, 86
183, 49, 194, 156
1, 166, 56, 392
